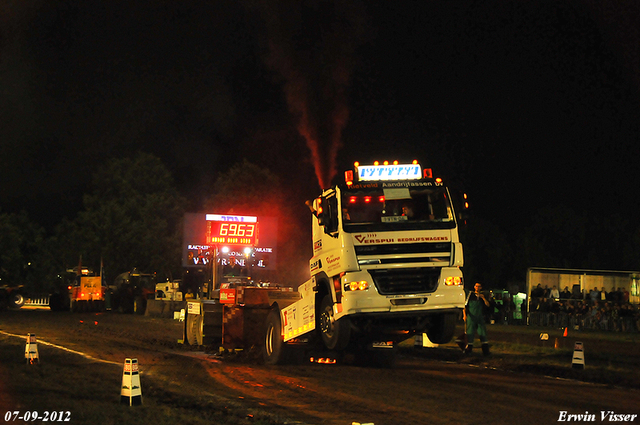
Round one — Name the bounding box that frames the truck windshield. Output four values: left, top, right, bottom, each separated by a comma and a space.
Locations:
341, 186, 456, 232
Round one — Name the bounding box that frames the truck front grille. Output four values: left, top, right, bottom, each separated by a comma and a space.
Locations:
369, 267, 440, 295
354, 242, 450, 256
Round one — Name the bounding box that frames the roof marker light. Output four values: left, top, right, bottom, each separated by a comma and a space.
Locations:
345, 170, 354, 185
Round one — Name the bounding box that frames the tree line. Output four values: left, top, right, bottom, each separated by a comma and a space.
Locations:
0, 153, 310, 297
0, 153, 185, 296
2, 152, 638, 296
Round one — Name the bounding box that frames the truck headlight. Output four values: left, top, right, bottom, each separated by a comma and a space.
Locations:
344, 281, 369, 291
444, 276, 463, 286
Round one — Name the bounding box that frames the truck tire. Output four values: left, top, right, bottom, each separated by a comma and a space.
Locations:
426, 312, 457, 344
319, 295, 351, 351
120, 295, 134, 314
186, 314, 197, 345
49, 294, 62, 311
9, 292, 25, 309
186, 313, 203, 346
263, 308, 288, 365
133, 296, 146, 315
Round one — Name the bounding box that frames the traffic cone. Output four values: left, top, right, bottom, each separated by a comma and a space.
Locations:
24, 333, 39, 364
120, 358, 142, 405
563, 327, 568, 337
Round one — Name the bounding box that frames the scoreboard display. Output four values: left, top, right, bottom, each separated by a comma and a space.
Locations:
183, 213, 276, 270
206, 214, 258, 246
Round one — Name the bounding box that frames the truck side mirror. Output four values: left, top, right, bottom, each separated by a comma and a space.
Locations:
317, 195, 338, 235
456, 191, 470, 222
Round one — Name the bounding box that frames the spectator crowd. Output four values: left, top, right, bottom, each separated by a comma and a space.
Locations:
526, 284, 639, 332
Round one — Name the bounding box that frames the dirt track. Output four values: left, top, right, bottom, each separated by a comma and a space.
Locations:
1, 309, 639, 425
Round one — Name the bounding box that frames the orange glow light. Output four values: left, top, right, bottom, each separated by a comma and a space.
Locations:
310, 357, 337, 364
378, 196, 385, 202
354, 161, 359, 167
383, 160, 389, 165
373, 161, 379, 166
412, 159, 418, 164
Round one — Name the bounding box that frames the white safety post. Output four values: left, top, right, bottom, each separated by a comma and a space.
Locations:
572, 341, 585, 369
120, 358, 142, 405
25, 333, 39, 364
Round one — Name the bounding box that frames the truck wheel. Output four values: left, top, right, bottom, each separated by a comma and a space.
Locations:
121, 295, 134, 314
186, 313, 203, 346
263, 308, 287, 365
186, 314, 196, 345
50, 294, 70, 312
133, 296, 146, 315
426, 313, 457, 344
9, 292, 25, 309
319, 295, 351, 351
49, 294, 61, 311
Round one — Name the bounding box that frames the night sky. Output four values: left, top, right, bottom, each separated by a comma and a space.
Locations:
2, 1, 639, 233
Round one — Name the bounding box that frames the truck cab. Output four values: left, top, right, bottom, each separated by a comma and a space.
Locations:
68, 266, 106, 312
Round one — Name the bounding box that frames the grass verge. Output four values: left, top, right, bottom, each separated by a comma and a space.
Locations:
0, 334, 289, 425
406, 324, 640, 389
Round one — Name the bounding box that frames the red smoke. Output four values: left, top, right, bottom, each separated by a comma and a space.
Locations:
258, 1, 367, 190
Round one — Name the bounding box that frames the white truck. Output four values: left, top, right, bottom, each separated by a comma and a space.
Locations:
263, 160, 466, 365
183, 160, 467, 366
